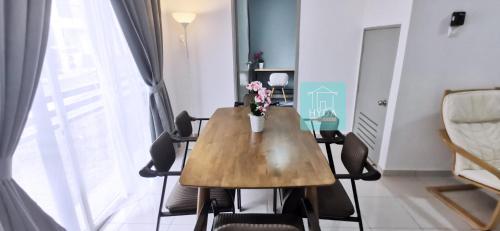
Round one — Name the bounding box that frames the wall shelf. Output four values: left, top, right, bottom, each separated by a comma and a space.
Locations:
254, 68, 295, 72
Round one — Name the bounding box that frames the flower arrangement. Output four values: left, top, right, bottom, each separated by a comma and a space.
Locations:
252, 51, 264, 63
246, 81, 272, 116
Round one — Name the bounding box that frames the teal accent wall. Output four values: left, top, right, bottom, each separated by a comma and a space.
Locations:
248, 0, 297, 68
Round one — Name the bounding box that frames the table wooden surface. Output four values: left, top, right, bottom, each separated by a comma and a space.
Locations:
179, 107, 335, 229
180, 107, 335, 188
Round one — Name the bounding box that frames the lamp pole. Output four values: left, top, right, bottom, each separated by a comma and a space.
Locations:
182, 23, 190, 59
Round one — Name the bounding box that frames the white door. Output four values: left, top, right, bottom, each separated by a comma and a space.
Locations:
353, 26, 400, 164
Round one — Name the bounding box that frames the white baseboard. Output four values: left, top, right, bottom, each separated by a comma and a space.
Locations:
382, 170, 452, 177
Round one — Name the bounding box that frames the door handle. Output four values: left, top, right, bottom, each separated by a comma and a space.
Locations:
377, 99, 388, 107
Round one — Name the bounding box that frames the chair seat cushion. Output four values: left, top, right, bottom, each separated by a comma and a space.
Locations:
458, 169, 500, 190
268, 73, 289, 87
443, 90, 500, 172
213, 214, 304, 231
166, 183, 234, 213
318, 181, 355, 219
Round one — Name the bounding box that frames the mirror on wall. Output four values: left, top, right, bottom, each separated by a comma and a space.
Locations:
234, 0, 299, 106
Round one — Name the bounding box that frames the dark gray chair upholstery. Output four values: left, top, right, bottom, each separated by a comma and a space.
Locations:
304, 111, 345, 173
139, 132, 235, 231
212, 214, 304, 231
166, 182, 234, 213
318, 133, 380, 230
234, 93, 255, 107
341, 133, 369, 178
175, 111, 194, 137
281, 133, 380, 231
194, 193, 321, 231
317, 181, 355, 218
172, 111, 209, 170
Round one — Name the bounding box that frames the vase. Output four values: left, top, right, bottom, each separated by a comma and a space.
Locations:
249, 113, 265, 132
258, 62, 264, 69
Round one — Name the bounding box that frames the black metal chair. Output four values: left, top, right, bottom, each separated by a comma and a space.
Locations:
172, 111, 209, 170
194, 192, 321, 231
304, 110, 345, 173
287, 133, 381, 230
139, 132, 235, 231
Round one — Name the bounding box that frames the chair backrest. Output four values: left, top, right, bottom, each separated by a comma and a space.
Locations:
269, 73, 289, 86
341, 133, 369, 178
149, 132, 177, 172
442, 89, 500, 173
176, 111, 193, 137
319, 110, 339, 139
214, 219, 303, 231
243, 93, 255, 106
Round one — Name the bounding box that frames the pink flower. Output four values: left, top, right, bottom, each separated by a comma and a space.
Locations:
266, 97, 271, 104
257, 88, 268, 98
254, 95, 263, 103
247, 81, 272, 116
246, 81, 263, 92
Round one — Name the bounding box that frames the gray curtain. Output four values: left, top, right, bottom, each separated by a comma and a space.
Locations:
111, 0, 175, 139
0, 0, 64, 230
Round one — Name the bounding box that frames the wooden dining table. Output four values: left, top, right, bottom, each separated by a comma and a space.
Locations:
179, 106, 335, 230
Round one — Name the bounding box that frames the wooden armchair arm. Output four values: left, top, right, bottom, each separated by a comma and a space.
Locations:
439, 129, 500, 179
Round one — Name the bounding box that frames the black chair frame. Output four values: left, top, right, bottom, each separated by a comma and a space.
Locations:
323, 160, 380, 230
140, 160, 236, 231
194, 197, 321, 231
304, 118, 345, 174
171, 115, 209, 170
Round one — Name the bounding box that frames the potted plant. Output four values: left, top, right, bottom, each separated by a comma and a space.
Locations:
246, 81, 271, 132
253, 51, 264, 69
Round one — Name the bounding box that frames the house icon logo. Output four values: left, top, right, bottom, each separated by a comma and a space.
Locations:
299, 82, 346, 131
307, 86, 338, 119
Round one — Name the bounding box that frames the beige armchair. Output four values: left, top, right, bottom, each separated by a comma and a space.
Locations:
428, 88, 500, 230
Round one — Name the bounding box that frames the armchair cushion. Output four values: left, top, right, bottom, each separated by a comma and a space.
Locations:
442, 90, 500, 174
446, 122, 500, 172
443, 90, 500, 123
458, 169, 500, 190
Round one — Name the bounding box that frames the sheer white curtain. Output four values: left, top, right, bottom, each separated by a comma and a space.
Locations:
12, 0, 151, 230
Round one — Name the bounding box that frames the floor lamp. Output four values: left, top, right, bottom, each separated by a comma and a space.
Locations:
172, 12, 196, 58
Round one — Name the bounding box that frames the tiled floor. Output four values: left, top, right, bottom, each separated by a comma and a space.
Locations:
100, 144, 499, 231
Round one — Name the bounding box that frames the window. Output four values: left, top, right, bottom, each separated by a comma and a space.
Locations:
12, 0, 151, 230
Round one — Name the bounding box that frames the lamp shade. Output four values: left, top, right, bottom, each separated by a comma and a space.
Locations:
172, 12, 196, 24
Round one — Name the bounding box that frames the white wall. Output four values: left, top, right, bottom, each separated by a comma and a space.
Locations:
385, 0, 500, 171
363, 0, 413, 28
361, 0, 414, 169
164, 0, 369, 124
297, 0, 365, 131
163, 0, 235, 117
161, 0, 500, 172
